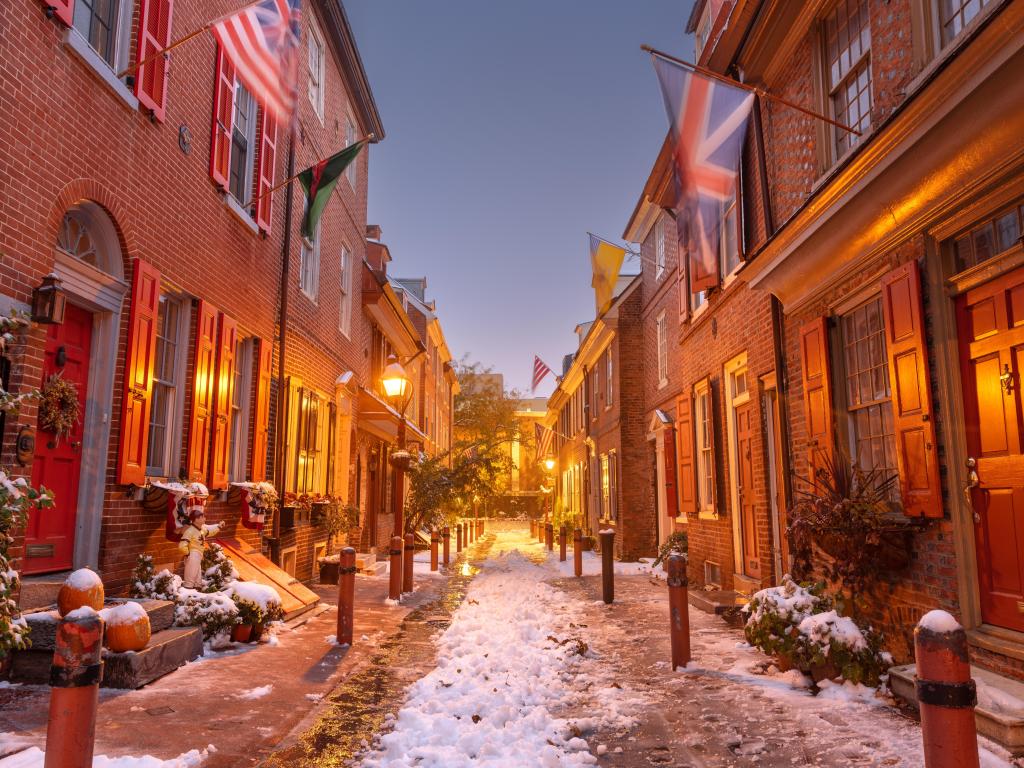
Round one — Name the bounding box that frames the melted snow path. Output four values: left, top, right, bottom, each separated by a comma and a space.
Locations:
357, 529, 644, 768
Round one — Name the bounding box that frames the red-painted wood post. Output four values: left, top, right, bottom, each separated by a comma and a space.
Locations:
336, 547, 356, 645
530, 519, 536, 538
430, 530, 439, 571
442, 526, 451, 566
468, 519, 474, 544
915, 611, 980, 768
600, 529, 615, 604
388, 535, 402, 601
545, 522, 553, 552
667, 554, 691, 670
573, 528, 583, 577
559, 525, 567, 562
402, 532, 415, 593
44, 609, 105, 768
457, 523, 463, 552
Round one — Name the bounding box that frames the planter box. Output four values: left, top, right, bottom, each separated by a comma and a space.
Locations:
319, 559, 340, 585
311, 501, 329, 526
279, 505, 296, 532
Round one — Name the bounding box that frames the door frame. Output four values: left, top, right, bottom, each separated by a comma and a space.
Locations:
53, 249, 127, 572
647, 409, 674, 547
761, 371, 790, 582
724, 352, 753, 580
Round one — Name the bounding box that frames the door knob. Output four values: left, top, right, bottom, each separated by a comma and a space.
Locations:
965, 457, 980, 522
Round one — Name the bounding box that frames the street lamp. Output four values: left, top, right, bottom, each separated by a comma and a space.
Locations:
543, 457, 555, 472
381, 355, 414, 538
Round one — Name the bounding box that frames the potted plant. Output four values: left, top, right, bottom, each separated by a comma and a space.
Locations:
310, 495, 330, 526
231, 597, 262, 643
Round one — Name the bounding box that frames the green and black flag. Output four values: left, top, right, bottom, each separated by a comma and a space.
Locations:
297, 141, 364, 239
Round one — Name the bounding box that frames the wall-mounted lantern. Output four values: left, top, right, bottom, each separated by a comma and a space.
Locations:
31, 274, 66, 325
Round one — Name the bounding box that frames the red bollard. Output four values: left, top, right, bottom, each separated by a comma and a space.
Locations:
667, 554, 691, 670
573, 528, 583, 577
442, 526, 451, 566
336, 547, 356, 645
403, 532, 415, 594
430, 530, 439, 571
457, 523, 463, 552
600, 529, 615, 604
915, 611, 980, 768
468, 520, 474, 544
559, 525, 567, 562
45, 609, 105, 768
530, 519, 536, 538
388, 535, 402, 601
545, 523, 553, 552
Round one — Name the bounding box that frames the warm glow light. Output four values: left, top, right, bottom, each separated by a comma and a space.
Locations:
543, 458, 555, 471
381, 355, 411, 402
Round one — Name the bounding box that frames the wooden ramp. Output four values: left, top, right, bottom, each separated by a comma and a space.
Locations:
215, 538, 319, 620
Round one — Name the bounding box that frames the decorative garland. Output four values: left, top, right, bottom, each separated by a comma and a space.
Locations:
38, 373, 80, 437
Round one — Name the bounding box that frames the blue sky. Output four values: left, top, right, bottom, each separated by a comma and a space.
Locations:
345, 1, 695, 395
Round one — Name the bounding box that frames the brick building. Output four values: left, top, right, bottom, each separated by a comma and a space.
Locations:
0, 0, 459, 596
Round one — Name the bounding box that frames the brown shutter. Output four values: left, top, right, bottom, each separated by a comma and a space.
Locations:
676, 394, 697, 516
663, 425, 679, 519
250, 338, 272, 481
799, 317, 834, 487
707, 380, 719, 513
208, 313, 238, 490
186, 301, 218, 483
881, 260, 942, 518
117, 259, 161, 485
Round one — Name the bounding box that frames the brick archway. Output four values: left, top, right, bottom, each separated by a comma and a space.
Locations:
47, 178, 138, 276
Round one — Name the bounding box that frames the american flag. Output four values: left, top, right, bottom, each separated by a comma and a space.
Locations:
212, 0, 302, 118
535, 423, 554, 462
653, 56, 754, 293
532, 356, 553, 393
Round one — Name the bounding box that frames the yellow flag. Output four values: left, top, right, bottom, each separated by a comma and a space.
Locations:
589, 234, 626, 315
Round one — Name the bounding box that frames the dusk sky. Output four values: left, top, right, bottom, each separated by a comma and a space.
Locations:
345, 1, 695, 396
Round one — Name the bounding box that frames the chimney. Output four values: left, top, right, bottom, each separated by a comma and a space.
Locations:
366, 224, 382, 241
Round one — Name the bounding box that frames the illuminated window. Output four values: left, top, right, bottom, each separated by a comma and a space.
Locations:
953, 202, 1024, 273
228, 338, 253, 481
823, 0, 872, 159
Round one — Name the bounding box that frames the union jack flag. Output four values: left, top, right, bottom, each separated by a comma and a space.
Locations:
212, 0, 302, 118
532, 356, 553, 393
653, 56, 754, 293
535, 423, 554, 462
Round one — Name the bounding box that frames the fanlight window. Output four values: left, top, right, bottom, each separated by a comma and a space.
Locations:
53, 202, 123, 280
57, 211, 101, 268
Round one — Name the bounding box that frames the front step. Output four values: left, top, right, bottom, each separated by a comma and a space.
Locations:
21, 598, 176, 650
689, 589, 738, 615
17, 574, 69, 612
889, 663, 1024, 755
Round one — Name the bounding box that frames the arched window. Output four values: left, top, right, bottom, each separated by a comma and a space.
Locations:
55, 202, 123, 281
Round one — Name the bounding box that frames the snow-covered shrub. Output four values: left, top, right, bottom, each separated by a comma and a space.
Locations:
229, 581, 283, 625
744, 575, 890, 687
176, 589, 238, 642
653, 531, 688, 568
200, 543, 237, 592
129, 554, 182, 601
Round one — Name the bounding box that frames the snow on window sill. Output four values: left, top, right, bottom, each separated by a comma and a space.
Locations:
224, 195, 259, 235
63, 28, 139, 112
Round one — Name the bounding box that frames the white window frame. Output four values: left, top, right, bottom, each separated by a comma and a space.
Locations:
936, 0, 992, 49
72, 0, 133, 72
724, 353, 750, 563
656, 311, 668, 388
228, 338, 254, 482
655, 217, 666, 280
300, 223, 321, 301
822, 0, 873, 161
228, 80, 259, 208
720, 188, 742, 283
146, 293, 190, 479
339, 244, 352, 336
694, 378, 715, 519
695, 2, 712, 58
605, 347, 613, 409
307, 21, 326, 120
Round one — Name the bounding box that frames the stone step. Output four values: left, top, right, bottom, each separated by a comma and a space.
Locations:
689, 589, 739, 615
18, 574, 68, 612
21, 598, 176, 651
889, 663, 1024, 755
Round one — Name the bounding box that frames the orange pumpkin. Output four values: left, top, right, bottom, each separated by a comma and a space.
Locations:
101, 603, 151, 652
57, 568, 104, 617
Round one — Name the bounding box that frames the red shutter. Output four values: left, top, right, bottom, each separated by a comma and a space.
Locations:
250, 338, 273, 482
208, 313, 238, 490
133, 0, 175, 121
44, 0, 74, 27
663, 425, 679, 519
186, 301, 219, 483
117, 259, 161, 485
210, 45, 235, 189
881, 260, 942, 518
676, 394, 697, 516
254, 107, 277, 232
799, 317, 834, 488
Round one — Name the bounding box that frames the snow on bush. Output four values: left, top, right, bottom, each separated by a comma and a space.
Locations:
744, 575, 890, 687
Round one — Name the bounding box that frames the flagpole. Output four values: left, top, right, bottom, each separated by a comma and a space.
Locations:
588, 232, 640, 258
117, 0, 264, 80
642, 44, 862, 137
247, 134, 375, 211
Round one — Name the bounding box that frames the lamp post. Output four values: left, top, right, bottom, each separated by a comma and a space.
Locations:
381, 355, 414, 540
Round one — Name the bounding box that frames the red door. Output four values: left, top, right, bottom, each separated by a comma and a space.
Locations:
959, 266, 1024, 632
25, 304, 92, 574
736, 402, 760, 580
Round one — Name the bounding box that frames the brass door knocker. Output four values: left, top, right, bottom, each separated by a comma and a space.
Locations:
1000, 364, 1015, 395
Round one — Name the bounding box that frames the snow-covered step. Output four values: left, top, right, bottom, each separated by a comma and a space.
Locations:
17, 574, 67, 611
21, 598, 176, 651
102, 627, 203, 689
889, 662, 1024, 754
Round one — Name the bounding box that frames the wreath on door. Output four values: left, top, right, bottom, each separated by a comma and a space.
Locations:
38, 373, 80, 437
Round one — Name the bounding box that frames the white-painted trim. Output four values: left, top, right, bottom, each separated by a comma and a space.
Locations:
146, 293, 190, 480
63, 27, 138, 112
724, 352, 749, 578
225, 195, 259, 235
228, 337, 254, 483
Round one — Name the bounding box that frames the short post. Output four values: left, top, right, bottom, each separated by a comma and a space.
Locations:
442, 526, 451, 566
388, 535, 402, 601
537, 520, 545, 543
545, 522, 553, 552
336, 547, 356, 646
530, 519, 536, 538
915, 611, 980, 768
430, 530, 439, 571
44, 609, 105, 768
457, 523, 463, 552
469, 520, 475, 543
402, 532, 415, 594
600, 529, 615, 604
559, 525, 567, 562
573, 528, 583, 577
667, 554, 691, 670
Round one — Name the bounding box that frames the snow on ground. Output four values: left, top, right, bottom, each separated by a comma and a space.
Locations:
358, 529, 644, 767
0, 745, 215, 767
551, 548, 661, 579
235, 684, 273, 700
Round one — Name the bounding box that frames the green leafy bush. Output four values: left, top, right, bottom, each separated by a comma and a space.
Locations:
653, 532, 689, 568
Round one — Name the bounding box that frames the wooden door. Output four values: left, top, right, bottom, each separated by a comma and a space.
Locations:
959, 266, 1024, 632
26, 304, 92, 573
736, 401, 760, 579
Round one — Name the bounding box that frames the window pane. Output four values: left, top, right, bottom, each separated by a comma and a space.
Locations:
995, 210, 1020, 253
825, 0, 872, 157
229, 83, 254, 203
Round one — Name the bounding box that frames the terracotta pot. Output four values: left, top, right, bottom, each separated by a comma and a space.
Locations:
231, 624, 253, 643
774, 653, 796, 673
250, 623, 265, 643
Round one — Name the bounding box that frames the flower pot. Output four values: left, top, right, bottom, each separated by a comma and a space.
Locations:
250, 623, 265, 643
319, 560, 340, 585
231, 624, 253, 643
279, 505, 296, 532
773, 653, 796, 673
